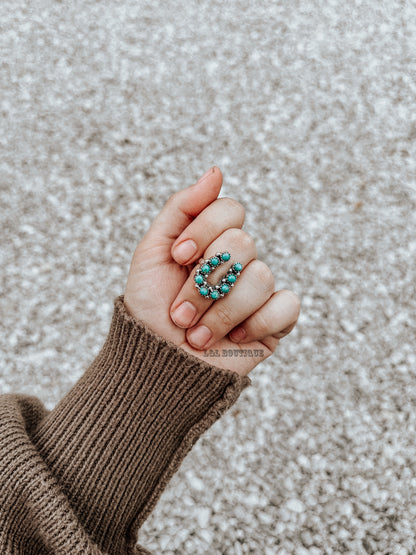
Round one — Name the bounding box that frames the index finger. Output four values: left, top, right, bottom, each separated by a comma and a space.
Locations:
142, 167, 224, 246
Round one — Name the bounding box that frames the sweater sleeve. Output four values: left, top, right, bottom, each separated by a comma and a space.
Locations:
0, 296, 251, 555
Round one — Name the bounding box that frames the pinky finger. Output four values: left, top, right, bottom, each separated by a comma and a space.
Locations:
228, 289, 301, 350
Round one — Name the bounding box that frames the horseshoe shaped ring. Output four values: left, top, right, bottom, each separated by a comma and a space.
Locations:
193, 252, 243, 301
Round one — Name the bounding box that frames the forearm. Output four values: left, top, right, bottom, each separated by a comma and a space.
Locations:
0, 296, 250, 554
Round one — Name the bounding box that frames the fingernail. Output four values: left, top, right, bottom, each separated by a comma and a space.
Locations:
171, 301, 197, 328
196, 167, 214, 185
276, 322, 296, 339
173, 239, 197, 263
187, 325, 212, 350
229, 326, 247, 342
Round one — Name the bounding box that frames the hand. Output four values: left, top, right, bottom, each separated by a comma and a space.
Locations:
124, 167, 300, 376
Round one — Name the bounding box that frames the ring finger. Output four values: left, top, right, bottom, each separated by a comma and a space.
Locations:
186, 259, 275, 351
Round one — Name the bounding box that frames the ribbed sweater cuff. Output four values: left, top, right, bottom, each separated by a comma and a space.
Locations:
32, 296, 251, 553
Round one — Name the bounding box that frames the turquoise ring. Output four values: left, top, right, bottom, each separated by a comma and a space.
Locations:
194, 251, 243, 301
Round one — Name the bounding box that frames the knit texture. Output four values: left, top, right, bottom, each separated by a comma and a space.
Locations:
0, 296, 251, 554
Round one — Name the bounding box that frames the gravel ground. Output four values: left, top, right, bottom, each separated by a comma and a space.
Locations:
1, 1, 416, 553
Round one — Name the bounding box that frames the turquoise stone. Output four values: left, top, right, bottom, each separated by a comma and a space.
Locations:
196, 252, 240, 301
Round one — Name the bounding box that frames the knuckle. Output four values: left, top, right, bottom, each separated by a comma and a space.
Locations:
166, 190, 180, 207
240, 230, 256, 252
220, 197, 245, 223
251, 261, 275, 294
215, 304, 235, 329
253, 310, 271, 336
222, 227, 242, 243
280, 289, 301, 319
223, 228, 256, 254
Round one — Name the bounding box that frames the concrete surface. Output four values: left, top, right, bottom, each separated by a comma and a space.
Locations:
1, 0, 415, 553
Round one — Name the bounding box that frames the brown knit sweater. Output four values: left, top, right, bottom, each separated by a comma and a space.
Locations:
0, 296, 251, 554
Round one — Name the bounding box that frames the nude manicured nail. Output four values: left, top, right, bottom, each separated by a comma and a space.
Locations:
187, 325, 212, 350
276, 322, 296, 339
171, 301, 197, 328
173, 239, 197, 263
229, 326, 247, 342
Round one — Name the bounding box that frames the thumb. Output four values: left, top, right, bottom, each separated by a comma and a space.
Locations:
143, 166, 223, 247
